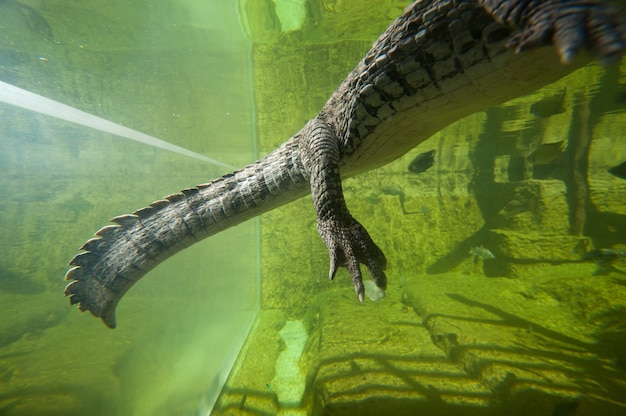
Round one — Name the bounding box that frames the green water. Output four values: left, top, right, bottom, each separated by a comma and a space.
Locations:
0, 1, 258, 415
222, 1, 626, 416
2, 1, 626, 416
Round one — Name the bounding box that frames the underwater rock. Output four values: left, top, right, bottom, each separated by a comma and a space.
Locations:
489, 230, 589, 262
408, 149, 435, 174
496, 180, 570, 234
528, 140, 566, 165
530, 89, 567, 118
469, 246, 495, 260
608, 160, 626, 179
364, 279, 385, 301
272, 320, 307, 406
401, 273, 626, 415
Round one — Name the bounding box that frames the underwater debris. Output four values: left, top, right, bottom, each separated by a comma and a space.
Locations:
363, 280, 385, 301
469, 246, 495, 260
530, 89, 567, 118
528, 140, 566, 165
581, 248, 626, 264
408, 149, 436, 174
608, 160, 626, 179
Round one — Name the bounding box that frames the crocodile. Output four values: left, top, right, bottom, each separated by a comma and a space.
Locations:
65, 0, 626, 328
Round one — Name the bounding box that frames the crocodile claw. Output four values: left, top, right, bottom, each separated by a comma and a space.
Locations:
506, 1, 626, 65
317, 217, 387, 302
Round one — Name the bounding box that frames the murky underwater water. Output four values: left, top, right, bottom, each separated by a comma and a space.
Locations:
1, 0, 626, 415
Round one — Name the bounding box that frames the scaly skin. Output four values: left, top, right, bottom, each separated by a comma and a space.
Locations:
65, 0, 625, 328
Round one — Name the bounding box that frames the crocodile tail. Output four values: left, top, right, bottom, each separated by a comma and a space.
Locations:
64, 139, 309, 328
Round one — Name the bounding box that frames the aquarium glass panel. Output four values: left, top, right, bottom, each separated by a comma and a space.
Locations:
0, 1, 258, 415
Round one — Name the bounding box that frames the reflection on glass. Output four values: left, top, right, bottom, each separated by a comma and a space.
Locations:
0, 1, 258, 415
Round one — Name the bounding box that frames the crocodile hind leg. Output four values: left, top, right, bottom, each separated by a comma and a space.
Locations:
296, 0, 626, 302
300, 118, 387, 302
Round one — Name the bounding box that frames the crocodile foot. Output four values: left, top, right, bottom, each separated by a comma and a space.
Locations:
507, 0, 626, 64
317, 216, 387, 302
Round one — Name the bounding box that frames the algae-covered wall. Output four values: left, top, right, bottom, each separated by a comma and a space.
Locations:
242, 0, 626, 315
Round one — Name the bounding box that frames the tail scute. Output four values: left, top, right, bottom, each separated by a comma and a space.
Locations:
95, 225, 121, 238
111, 214, 139, 227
